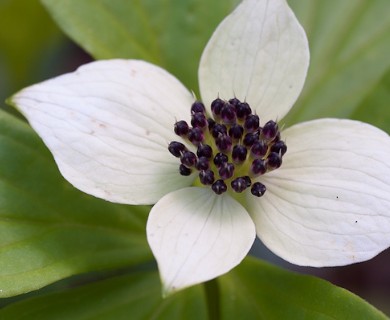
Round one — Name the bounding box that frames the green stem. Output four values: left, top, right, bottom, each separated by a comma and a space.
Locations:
204, 278, 221, 320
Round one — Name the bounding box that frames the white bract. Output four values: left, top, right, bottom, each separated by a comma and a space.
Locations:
10, 0, 390, 295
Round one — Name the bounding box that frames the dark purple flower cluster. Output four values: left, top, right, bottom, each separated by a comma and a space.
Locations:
168, 98, 287, 196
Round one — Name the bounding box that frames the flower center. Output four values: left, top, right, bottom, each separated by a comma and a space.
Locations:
168, 98, 287, 197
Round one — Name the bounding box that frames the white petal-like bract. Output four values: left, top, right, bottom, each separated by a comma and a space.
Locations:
11, 59, 195, 205
147, 187, 256, 295
248, 119, 390, 266
199, 0, 309, 121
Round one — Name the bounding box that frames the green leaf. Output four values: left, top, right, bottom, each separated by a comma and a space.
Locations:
1, 258, 387, 319
40, 0, 239, 93
350, 68, 390, 132
219, 257, 388, 320
0, 271, 207, 319
285, 0, 390, 124
0, 110, 152, 298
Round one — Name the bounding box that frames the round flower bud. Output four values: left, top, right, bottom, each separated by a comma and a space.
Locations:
179, 164, 192, 176
262, 120, 279, 141
229, 124, 244, 140
211, 98, 224, 117
196, 156, 210, 171
231, 177, 248, 193
220, 103, 236, 124
267, 152, 282, 169
191, 101, 206, 114
271, 140, 287, 156
168, 141, 186, 157
218, 162, 235, 180
243, 132, 259, 147
211, 123, 227, 138
236, 102, 252, 119
243, 176, 252, 187
174, 120, 189, 136
251, 182, 266, 197
212, 179, 227, 195
228, 97, 241, 107
197, 144, 213, 159
232, 145, 248, 163
216, 134, 232, 152
188, 127, 204, 145
251, 140, 268, 158
251, 159, 267, 176
191, 112, 208, 129
244, 114, 260, 133
199, 170, 215, 185
213, 152, 228, 167
180, 151, 197, 167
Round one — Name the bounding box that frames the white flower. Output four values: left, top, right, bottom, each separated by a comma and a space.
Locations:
9, 0, 390, 296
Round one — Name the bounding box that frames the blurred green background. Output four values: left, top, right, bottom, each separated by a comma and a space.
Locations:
1, 0, 389, 316
0, 0, 92, 114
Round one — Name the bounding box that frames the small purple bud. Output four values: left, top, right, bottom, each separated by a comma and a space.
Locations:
231, 177, 248, 193
197, 144, 213, 159
191, 101, 206, 114
211, 98, 224, 117
174, 120, 189, 136
228, 97, 241, 107
180, 151, 197, 167
212, 179, 227, 195
262, 120, 279, 141
220, 103, 237, 125
196, 156, 210, 171
188, 127, 204, 145
199, 169, 215, 185
271, 140, 287, 156
232, 145, 248, 163
251, 182, 266, 197
179, 164, 192, 176
168, 141, 186, 157
229, 124, 244, 140
243, 176, 252, 187
236, 102, 252, 119
191, 112, 207, 129
243, 132, 259, 147
213, 152, 228, 167
250, 159, 267, 176
244, 114, 260, 133
218, 162, 234, 180
267, 152, 282, 169
211, 123, 227, 138
251, 140, 268, 158
216, 134, 232, 152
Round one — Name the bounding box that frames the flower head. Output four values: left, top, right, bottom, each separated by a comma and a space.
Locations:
9, 0, 390, 296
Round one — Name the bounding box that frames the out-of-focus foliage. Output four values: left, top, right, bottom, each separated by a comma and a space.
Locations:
0, 0, 64, 106
286, 0, 390, 129
351, 69, 390, 132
